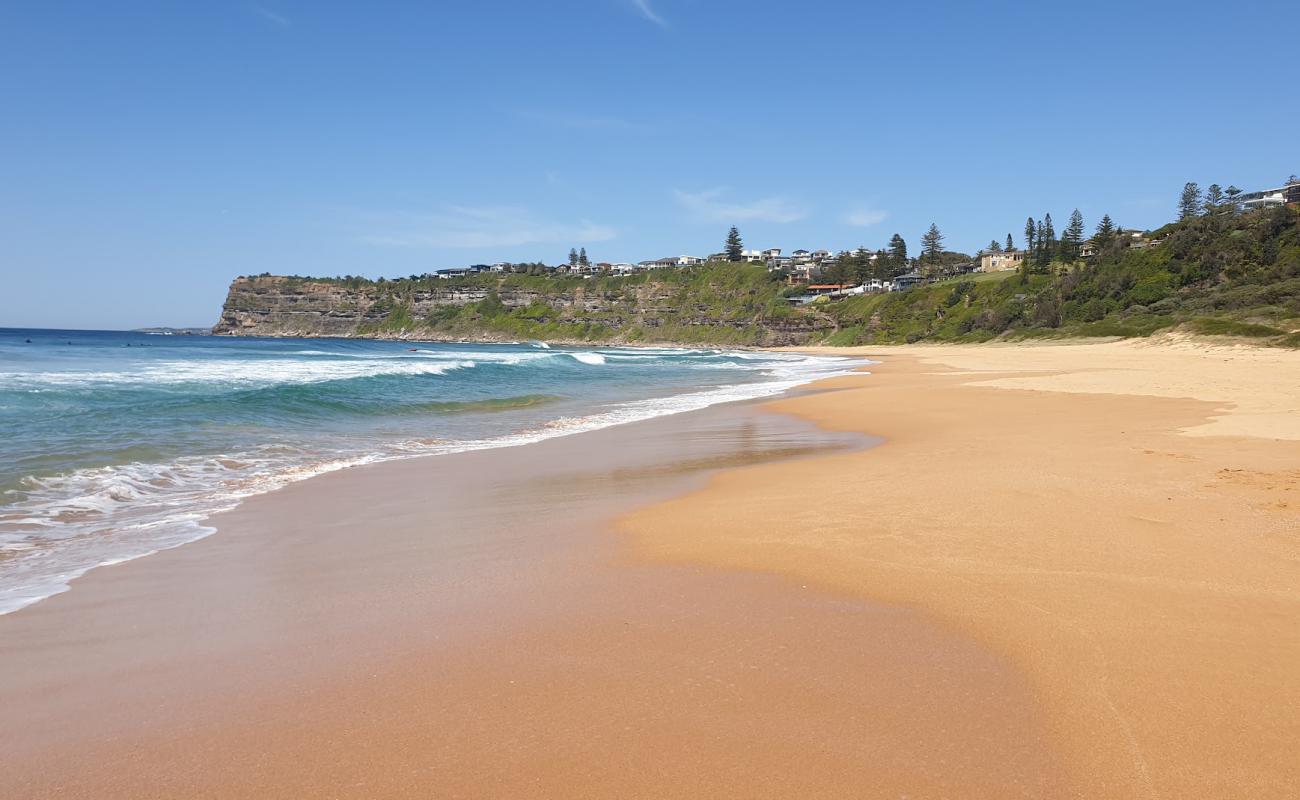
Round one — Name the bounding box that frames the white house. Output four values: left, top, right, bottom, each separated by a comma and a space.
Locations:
1240, 189, 1285, 210
1239, 179, 1299, 210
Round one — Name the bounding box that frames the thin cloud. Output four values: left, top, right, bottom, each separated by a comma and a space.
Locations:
360, 206, 616, 249
844, 208, 888, 227
252, 5, 291, 26
673, 188, 808, 224
516, 109, 644, 132
630, 0, 667, 26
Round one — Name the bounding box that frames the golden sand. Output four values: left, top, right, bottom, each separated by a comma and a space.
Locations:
622, 340, 1300, 798
3, 340, 1296, 798
0, 403, 1062, 798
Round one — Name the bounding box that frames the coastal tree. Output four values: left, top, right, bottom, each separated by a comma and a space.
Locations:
724, 226, 744, 261
822, 257, 854, 288
887, 233, 908, 267
1224, 185, 1243, 209
987, 239, 1003, 253
1039, 214, 1057, 269
1204, 184, 1224, 213
1024, 217, 1036, 255
1063, 209, 1085, 260
1094, 214, 1116, 247
872, 249, 892, 280
1005, 233, 1015, 252
851, 246, 873, 283
920, 223, 945, 265
579, 247, 589, 266
1178, 182, 1203, 220
568, 248, 579, 267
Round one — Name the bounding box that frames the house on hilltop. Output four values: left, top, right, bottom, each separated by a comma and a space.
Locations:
644, 255, 704, 269
893, 271, 927, 290
979, 251, 1025, 272
1239, 177, 1300, 210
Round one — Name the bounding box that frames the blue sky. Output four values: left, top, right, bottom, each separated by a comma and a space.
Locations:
1, 0, 1296, 328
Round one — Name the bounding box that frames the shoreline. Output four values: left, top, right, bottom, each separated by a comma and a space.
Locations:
0, 344, 867, 616
0, 391, 1067, 798
2, 339, 1296, 797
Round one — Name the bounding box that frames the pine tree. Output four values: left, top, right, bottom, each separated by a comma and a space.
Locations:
1223, 185, 1243, 212
887, 233, 908, 267
987, 239, 1002, 253
1063, 209, 1085, 260
872, 249, 890, 280
724, 226, 743, 261
1094, 214, 1116, 247
852, 247, 872, 283
920, 223, 945, 265
568, 248, 579, 267
1178, 182, 1203, 220
1204, 184, 1224, 213
1024, 217, 1036, 254
1006, 233, 1015, 252
578, 247, 589, 266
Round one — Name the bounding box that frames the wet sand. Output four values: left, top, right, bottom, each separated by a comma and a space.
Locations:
625, 340, 1300, 798
0, 400, 1064, 798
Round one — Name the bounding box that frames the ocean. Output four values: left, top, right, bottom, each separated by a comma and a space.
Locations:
0, 328, 864, 614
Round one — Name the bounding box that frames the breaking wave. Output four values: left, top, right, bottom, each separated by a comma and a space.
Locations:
0, 336, 868, 614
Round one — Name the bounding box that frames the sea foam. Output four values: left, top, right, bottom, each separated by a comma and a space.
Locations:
0, 339, 867, 615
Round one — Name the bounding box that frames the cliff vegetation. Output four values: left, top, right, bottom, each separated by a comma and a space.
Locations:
214, 206, 1300, 347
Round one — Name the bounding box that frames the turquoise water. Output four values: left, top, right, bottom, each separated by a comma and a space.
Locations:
0, 328, 864, 613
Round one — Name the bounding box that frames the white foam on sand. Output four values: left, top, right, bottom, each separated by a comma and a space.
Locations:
0, 349, 869, 615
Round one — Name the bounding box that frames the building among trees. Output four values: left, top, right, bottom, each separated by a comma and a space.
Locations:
1239, 176, 1300, 210
979, 251, 1026, 272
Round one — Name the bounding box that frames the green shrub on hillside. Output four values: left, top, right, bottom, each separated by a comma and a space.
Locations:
816, 206, 1300, 345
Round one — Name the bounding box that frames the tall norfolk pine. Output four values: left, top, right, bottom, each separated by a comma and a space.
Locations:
725, 226, 744, 261
1179, 182, 1203, 220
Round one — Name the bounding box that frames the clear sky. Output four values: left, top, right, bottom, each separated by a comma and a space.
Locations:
1, 0, 1296, 329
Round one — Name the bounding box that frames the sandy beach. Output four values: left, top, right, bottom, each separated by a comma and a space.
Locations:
2, 339, 1298, 798
627, 339, 1300, 798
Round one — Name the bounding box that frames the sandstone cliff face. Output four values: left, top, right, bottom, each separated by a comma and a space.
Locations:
213, 275, 836, 346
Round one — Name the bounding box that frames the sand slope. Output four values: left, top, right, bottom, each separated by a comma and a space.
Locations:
622, 340, 1300, 798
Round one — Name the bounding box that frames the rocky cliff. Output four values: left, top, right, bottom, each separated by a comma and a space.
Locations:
213, 269, 837, 346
